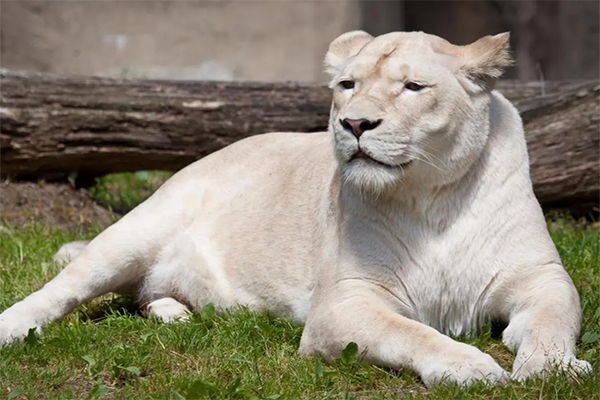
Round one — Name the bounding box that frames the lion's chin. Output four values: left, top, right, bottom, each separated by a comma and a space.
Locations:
340, 160, 405, 196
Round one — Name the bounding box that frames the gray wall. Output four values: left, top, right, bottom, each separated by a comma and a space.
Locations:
1, 0, 361, 82
1, 0, 597, 82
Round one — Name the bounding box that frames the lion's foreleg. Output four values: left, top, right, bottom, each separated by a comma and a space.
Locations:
299, 284, 508, 387
493, 264, 592, 380
0, 222, 152, 346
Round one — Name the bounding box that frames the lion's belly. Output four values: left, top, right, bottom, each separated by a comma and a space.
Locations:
139, 131, 337, 323
150, 198, 325, 325
163, 204, 328, 325
177, 219, 321, 324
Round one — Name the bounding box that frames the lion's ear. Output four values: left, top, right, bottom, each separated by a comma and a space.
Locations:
324, 30, 373, 78
458, 32, 514, 89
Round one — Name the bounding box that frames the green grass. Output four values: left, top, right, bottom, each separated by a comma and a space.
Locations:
90, 171, 172, 214
0, 172, 598, 399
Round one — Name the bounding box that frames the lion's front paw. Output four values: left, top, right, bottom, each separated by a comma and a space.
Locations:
512, 352, 593, 382
0, 312, 39, 347
420, 343, 509, 388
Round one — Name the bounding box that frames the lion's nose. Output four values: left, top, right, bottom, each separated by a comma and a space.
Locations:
340, 118, 382, 138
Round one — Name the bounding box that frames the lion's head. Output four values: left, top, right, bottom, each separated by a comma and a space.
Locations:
325, 31, 513, 195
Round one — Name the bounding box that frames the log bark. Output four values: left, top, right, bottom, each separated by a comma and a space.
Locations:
1, 70, 598, 214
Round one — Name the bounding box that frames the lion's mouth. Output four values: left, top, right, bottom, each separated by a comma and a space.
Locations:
350, 149, 413, 169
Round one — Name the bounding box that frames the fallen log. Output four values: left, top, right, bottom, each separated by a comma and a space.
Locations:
0, 70, 332, 181
1, 70, 598, 214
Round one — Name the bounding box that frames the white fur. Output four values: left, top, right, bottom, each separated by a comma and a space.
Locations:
0, 31, 591, 387
53, 240, 89, 264
146, 298, 190, 323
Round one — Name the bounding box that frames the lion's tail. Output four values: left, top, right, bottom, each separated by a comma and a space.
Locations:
53, 240, 90, 264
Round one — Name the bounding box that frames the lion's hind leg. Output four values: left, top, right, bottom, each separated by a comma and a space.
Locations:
138, 231, 229, 323
0, 211, 171, 346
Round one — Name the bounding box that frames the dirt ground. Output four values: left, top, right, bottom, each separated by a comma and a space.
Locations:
1, 180, 596, 234
0, 181, 118, 232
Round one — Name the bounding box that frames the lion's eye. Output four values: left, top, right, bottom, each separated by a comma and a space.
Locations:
339, 80, 355, 90
405, 82, 425, 92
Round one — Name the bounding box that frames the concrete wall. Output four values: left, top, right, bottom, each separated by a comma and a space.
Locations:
1, 1, 596, 82
0, 0, 361, 82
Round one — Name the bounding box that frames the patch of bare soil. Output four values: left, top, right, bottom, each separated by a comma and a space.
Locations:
0, 181, 119, 231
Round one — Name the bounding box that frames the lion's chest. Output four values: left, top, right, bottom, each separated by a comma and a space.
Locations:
371, 219, 501, 337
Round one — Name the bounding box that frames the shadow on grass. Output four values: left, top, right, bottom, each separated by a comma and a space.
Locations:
72, 294, 144, 323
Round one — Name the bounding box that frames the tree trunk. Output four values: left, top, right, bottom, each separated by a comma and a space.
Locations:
1, 70, 598, 214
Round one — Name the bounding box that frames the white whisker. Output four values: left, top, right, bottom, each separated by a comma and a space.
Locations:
410, 149, 446, 174
412, 140, 447, 168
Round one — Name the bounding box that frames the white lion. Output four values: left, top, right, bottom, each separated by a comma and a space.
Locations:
0, 30, 592, 387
